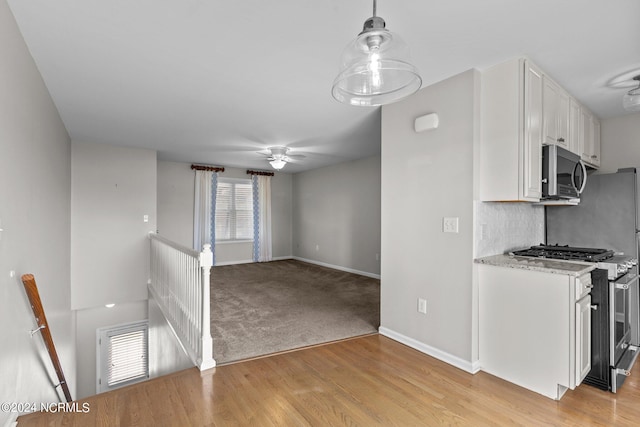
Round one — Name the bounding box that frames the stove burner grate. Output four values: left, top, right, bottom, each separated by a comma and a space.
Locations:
512, 244, 615, 262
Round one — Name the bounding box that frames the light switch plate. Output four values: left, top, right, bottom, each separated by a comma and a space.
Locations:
418, 298, 427, 314
443, 217, 459, 233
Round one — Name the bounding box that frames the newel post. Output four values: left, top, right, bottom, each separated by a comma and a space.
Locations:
198, 244, 216, 370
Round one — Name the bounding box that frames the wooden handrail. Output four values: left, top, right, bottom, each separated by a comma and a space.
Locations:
21, 274, 72, 403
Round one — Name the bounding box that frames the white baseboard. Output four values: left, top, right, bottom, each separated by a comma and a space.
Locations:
214, 256, 293, 267
379, 327, 480, 374
292, 256, 381, 279
212, 256, 381, 280
214, 259, 253, 266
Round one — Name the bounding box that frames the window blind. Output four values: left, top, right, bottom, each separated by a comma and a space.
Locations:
107, 328, 148, 386
216, 179, 253, 241
97, 321, 149, 393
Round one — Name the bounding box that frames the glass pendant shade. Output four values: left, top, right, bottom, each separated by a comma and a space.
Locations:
269, 159, 287, 170
332, 12, 421, 106
623, 76, 640, 112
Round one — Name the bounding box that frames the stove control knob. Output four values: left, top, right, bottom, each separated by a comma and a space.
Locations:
630, 259, 638, 266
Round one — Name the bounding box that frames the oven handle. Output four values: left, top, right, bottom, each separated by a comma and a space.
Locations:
614, 272, 638, 288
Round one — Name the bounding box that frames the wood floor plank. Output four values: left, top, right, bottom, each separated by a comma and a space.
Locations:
17, 334, 640, 426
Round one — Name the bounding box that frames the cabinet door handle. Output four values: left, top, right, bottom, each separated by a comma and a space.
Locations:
557, 138, 565, 143
590, 304, 598, 311
591, 155, 598, 159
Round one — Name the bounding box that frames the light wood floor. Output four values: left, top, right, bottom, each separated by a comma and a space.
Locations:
18, 334, 640, 426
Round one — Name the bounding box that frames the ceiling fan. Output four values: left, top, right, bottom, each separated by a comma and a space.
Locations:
265, 146, 305, 170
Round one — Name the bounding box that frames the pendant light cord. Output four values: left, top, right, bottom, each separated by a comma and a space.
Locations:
372, 0, 377, 17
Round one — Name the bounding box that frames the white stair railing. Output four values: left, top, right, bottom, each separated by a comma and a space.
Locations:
149, 233, 215, 370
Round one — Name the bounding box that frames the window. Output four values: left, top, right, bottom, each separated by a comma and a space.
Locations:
97, 321, 149, 393
215, 178, 253, 242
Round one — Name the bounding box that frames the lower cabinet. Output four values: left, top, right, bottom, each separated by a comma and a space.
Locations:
478, 264, 591, 399
576, 294, 592, 384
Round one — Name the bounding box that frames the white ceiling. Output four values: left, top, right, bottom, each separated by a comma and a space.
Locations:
7, 0, 640, 173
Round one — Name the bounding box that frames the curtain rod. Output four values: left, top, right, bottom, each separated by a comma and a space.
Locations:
246, 170, 274, 176
191, 164, 225, 172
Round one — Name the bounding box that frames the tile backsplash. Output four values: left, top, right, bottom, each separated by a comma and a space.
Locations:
474, 201, 545, 258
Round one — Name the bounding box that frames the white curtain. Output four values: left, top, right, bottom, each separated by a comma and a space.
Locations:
193, 170, 215, 252
252, 175, 272, 262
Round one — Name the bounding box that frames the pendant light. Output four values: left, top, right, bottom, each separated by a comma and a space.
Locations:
331, 0, 421, 106
623, 75, 640, 112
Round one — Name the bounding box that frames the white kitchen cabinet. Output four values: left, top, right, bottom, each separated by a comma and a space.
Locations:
569, 98, 582, 155
591, 117, 601, 168
543, 77, 570, 150
478, 263, 592, 399
580, 108, 601, 168
576, 293, 592, 385
480, 58, 543, 201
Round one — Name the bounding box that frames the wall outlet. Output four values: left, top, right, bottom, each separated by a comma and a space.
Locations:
443, 217, 459, 233
418, 298, 427, 314
315, 244, 320, 251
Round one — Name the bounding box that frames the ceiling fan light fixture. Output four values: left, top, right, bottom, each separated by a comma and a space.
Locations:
623, 75, 640, 112
269, 159, 287, 170
331, 0, 421, 106
267, 146, 289, 170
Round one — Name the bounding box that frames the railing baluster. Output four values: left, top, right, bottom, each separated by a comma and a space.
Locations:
148, 234, 215, 370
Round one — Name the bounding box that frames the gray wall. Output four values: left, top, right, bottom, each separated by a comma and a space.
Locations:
75, 300, 148, 399
0, 2, 75, 424
71, 141, 157, 309
600, 112, 640, 173
292, 155, 381, 276
380, 70, 479, 365
157, 161, 293, 263
70, 141, 156, 398
148, 295, 193, 380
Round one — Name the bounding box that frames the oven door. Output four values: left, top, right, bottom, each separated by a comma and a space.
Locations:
610, 271, 640, 392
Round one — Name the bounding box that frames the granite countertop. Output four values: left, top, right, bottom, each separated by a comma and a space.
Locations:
475, 254, 596, 276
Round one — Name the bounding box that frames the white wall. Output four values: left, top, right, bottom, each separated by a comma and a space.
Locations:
292, 155, 381, 276
599, 112, 640, 173
71, 142, 157, 310
157, 161, 194, 247
74, 300, 148, 399
148, 295, 193, 379
157, 161, 293, 263
380, 70, 479, 367
0, 2, 75, 424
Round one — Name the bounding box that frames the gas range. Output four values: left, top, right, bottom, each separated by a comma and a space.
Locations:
511, 244, 637, 280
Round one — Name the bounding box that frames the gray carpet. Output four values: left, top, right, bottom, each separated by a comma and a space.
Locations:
210, 259, 380, 364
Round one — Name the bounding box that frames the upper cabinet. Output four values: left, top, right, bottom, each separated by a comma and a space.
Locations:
569, 98, 582, 155
581, 109, 601, 168
480, 58, 543, 202
543, 77, 570, 151
480, 57, 601, 202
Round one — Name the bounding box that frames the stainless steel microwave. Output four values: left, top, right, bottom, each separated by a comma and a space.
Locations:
542, 145, 587, 199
